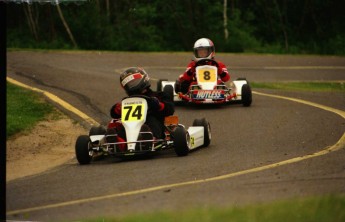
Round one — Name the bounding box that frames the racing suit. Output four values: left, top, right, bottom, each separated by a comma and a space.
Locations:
177, 60, 230, 93
109, 88, 175, 139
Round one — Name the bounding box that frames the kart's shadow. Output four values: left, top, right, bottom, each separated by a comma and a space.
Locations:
88, 147, 205, 165
89, 149, 182, 165
90, 154, 156, 165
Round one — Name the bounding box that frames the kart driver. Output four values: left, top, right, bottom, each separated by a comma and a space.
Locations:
175, 38, 230, 93
109, 67, 174, 140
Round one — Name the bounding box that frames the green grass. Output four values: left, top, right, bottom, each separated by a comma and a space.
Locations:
6, 81, 55, 139
80, 195, 345, 222
251, 81, 345, 91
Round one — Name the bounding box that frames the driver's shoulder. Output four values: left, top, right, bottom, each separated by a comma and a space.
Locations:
189, 60, 197, 66
215, 59, 224, 64
147, 90, 163, 99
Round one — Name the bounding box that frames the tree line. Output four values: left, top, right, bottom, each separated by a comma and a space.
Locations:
6, 0, 345, 55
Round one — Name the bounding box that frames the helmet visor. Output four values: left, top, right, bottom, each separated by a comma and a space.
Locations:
121, 73, 143, 89
195, 47, 212, 58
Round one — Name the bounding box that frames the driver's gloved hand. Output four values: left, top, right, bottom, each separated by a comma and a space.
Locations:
220, 72, 227, 78
110, 102, 122, 119
147, 97, 160, 110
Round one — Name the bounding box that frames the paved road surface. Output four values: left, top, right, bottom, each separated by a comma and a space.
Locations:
6, 51, 345, 221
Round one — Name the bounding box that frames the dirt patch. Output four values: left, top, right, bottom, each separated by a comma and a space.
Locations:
6, 111, 88, 182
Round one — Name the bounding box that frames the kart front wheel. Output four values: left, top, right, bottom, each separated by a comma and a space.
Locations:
193, 118, 211, 147
173, 126, 190, 156
241, 84, 252, 107
75, 135, 93, 165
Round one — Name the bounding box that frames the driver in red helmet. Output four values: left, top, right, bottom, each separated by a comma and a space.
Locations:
175, 38, 230, 93
109, 67, 174, 139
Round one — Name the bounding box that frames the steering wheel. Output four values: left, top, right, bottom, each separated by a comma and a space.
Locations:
195, 58, 219, 68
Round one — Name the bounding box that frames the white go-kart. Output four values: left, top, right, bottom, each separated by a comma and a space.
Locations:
75, 94, 211, 164
157, 59, 252, 106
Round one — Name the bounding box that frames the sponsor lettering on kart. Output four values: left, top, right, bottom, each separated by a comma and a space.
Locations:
192, 90, 225, 100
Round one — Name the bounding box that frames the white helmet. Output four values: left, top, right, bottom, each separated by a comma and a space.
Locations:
193, 38, 215, 61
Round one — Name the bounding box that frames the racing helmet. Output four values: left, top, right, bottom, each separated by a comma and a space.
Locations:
193, 38, 215, 61
120, 67, 151, 95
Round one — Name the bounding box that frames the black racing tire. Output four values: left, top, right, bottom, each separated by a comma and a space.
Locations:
241, 83, 252, 107
89, 125, 106, 136
163, 85, 174, 102
173, 125, 190, 156
174, 80, 181, 94
75, 135, 92, 165
157, 79, 168, 92
193, 118, 211, 147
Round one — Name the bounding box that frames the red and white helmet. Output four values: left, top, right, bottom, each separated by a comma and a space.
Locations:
193, 38, 215, 61
119, 67, 151, 95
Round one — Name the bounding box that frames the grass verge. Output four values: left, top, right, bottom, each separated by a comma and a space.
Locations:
84, 195, 345, 222
6, 81, 55, 139
251, 81, 345, 91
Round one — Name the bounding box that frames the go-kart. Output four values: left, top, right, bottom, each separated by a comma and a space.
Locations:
75, 95, 211, 164
157, 59, 252, 106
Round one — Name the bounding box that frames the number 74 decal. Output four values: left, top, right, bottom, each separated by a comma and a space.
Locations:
122, 104, 145, 121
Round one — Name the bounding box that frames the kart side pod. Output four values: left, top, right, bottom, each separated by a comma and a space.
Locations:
187, 126, 204, 149
90, 135, 105, 144
232, 79, 249, 100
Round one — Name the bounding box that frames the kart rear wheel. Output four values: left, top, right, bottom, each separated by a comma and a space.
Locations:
173, 125, 190, 156
163, 85, 174, 102
75, 135, 93, 165
193, 118, 211, 147
89, 125, 106, 136
241, 84, 252, 107
157, 79, 168, 92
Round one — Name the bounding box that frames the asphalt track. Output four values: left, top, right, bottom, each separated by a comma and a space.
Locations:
6, 51, 345, 221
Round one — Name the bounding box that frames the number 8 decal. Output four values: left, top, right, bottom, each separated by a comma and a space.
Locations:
204, 71, 211, 80
197, 67, 216, 82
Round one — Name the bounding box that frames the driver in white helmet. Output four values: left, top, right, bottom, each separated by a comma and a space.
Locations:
175, 38, 230, 93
